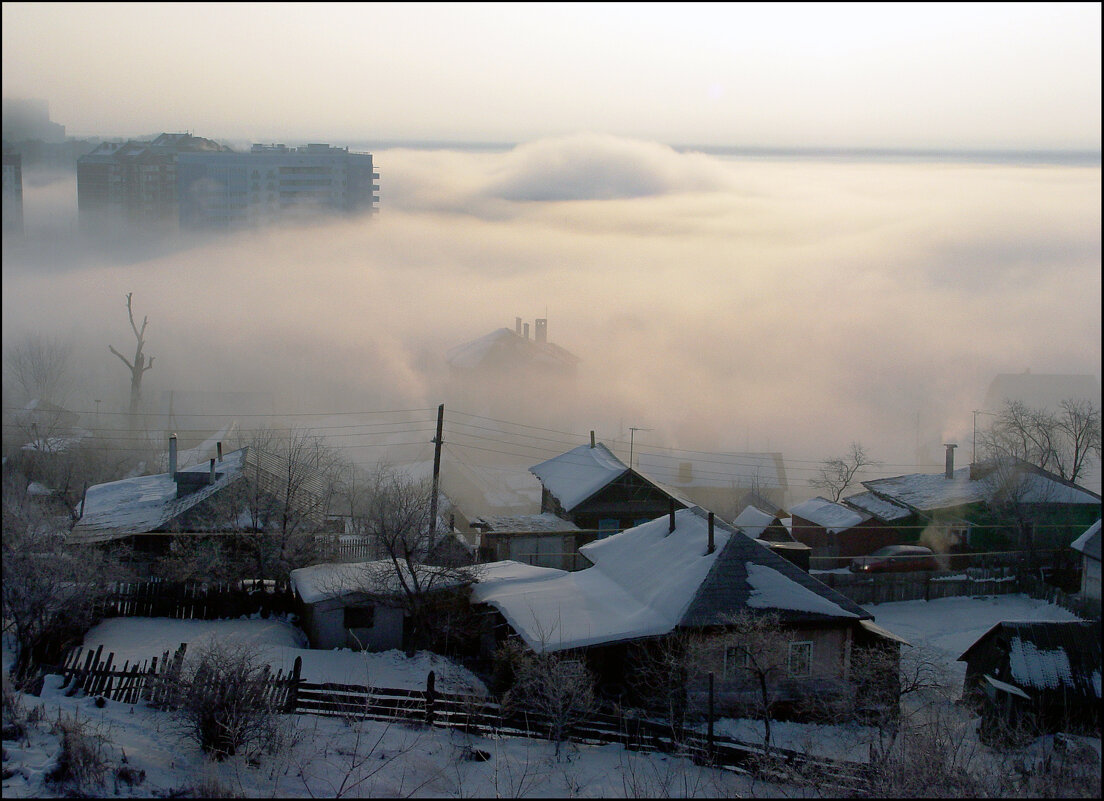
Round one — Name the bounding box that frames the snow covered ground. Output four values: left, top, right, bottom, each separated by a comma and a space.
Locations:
2, 593, 1098, 797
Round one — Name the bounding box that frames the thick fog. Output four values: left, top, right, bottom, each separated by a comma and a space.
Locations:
3, 135, 1101, 492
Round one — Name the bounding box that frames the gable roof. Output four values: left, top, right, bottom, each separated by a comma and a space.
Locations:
471, 506, 869, 653
68, 447, 249, 544
529, 442, 692, 513
1070, 519, 1101, 562
958, 620, 1102, 699
789, 496, 870, 533
446, 327, 579, 370
732, 505, 779, 539
529, 443, 630, 511
842, 490, 912, 522
862, 460, 1100, 513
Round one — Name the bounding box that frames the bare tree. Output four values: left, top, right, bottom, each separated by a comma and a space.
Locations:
809, 442, 878, 502
980, 398, 1101, 484
221, 427, 341, 581
341, 462, 480, 654
3, 334, 74, 407
498, 639, 597, 760
708, 610, 794, 756
108, 292, 154, 428
1, 471, 118, 684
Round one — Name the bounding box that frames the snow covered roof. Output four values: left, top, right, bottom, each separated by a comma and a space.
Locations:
958, 621, 1102, 699
788, 497, 869, 533
67, 447, 249, 544
842, 491, 912, 522
446, 327, 579, 370
290, 559, 469, 605
1070, 520, 1101, 562
472, 506, 869, 653
529, 443, 629, 511
475, 513, 581, 532
732, 505, 778, 539
862, 462, 1101, 512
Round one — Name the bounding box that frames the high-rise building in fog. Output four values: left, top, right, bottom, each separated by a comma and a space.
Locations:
1, 98, 66, 143
2, 150, 24, 234
77, 132, 230, 227
176, 143, 379, 228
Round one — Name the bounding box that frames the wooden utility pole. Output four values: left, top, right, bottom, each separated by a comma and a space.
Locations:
428, 404, 444, 542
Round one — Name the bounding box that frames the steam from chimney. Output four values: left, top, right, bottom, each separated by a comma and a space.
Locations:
944, 443, 957, 479
169, 433, 178, 475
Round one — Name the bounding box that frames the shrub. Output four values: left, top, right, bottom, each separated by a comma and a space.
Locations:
45, 711, 111, 792
172, 639, 282, 761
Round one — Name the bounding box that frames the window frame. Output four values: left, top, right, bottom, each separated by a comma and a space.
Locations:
788, 640, 813, 677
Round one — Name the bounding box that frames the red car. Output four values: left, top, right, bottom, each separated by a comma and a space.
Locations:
850, 545, 938, 573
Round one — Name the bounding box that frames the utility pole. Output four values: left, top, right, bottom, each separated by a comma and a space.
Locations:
429, 404, 444, 543
629, 426, 652, 470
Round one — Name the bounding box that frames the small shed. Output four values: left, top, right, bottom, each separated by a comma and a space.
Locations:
958, 620, 1102, 740
290, 560, 468, 652
1070, 519, 1101, 604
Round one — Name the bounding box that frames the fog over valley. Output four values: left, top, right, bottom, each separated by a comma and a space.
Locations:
3, 134, 1101, 499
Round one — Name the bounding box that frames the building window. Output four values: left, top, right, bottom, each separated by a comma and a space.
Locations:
788, 641, 812, 677
723, 644, 749, 678
343, 605, 375, 629
597, 518, 619, 538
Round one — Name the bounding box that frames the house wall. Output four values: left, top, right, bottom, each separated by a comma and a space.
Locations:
299, 594, 406, 652
789, 517, 900, 559
1081, 556, 1101, 601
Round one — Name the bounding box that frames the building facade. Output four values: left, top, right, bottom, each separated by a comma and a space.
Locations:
77, 133, 230, 227
2, 151, 23, 234
176, 143, 378, 228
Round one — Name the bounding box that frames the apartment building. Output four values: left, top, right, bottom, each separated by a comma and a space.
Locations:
176, 143, 378, 228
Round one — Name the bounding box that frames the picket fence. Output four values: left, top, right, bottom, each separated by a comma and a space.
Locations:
94, 579, 296, 621
49, 648, 870, 791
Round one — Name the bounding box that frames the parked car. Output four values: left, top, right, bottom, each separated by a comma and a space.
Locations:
850, 545, 938, 573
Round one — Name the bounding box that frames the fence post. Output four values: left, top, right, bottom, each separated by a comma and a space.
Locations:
285, 656, 302, 714
425, 670, 437, 726
707, 671, 715, 761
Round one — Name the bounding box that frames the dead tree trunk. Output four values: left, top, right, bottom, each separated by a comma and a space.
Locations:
109, 292, 155, 430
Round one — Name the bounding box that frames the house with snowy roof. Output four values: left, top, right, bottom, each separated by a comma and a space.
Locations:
788, 496, 903, 560
68, 435, 330, 573
466, 512, 594, 571
958, 620, 1101, 739
1070, 519, 1100, 606
472, 505, 906, 717
860, 447, 1101, 551
529, 439, 691, 535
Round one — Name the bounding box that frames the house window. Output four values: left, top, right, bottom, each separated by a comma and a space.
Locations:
343, 605, 375, 629
723, 645, 749, 678
788, 641, 813, 677
597, 518, 619, 538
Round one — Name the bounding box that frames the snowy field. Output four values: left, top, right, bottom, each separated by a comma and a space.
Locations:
2, 593, 1098, 797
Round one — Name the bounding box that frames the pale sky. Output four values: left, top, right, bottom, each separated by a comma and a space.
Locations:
2, 2, 1101, 148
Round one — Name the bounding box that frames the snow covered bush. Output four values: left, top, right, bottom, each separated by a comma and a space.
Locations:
45, 710, 112, 793
171, 639, 286, 761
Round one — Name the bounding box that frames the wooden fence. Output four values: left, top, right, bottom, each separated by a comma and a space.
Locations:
53, 644, 301, 713
812, 566, 1020, 605
95, 579, 296, 621
47, 652, 871, 790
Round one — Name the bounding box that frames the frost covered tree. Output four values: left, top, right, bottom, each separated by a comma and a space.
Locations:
107, 292, 154, 429
979, 398, 1101, 484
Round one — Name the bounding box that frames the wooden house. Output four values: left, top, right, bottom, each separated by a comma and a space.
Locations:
472, 506, 907, 719
788, 496, 902, 560
529, 441, 690, 535
958, 620, 1101, 741
860, 452, 1101, 552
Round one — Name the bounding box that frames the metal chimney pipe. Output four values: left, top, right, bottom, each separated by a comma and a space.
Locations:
590, 430, 596, 448
169, 433, 178, 475
707, 511, 715, 555
668, 499, 676, 533
944, 444, 957, 479
209, 458, 216, 484
217, 441, 223, 462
